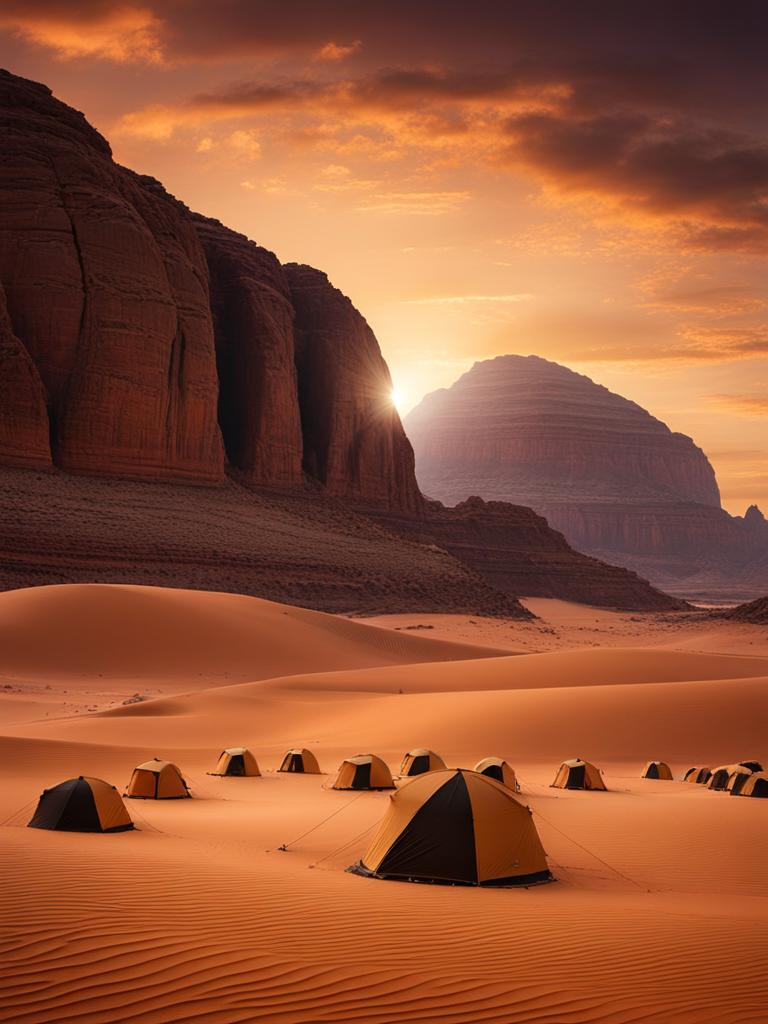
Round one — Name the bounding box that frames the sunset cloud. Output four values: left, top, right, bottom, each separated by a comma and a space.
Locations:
0, 4, 165, 63
707, 393, 768, 415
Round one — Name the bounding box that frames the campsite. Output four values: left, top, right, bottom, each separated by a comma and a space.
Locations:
1, 584, 766, 1023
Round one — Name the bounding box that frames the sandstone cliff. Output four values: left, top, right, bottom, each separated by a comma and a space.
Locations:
193, 215, 303, 487
406, 355, 767, 601
0, 70, 225, 483
287, 264, 422, 512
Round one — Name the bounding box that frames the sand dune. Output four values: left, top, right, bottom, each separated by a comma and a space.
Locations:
1, 585, 766, 1023
0, 583, 506, 684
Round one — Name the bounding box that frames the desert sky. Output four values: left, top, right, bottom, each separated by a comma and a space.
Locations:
0, 2, 766, 513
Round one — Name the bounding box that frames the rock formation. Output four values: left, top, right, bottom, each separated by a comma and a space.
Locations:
406, 355, 768, 602
193, 215, 303, 487
717, 595, 768, 625
287, 264, 422, 512
374, 497, 687, 611
0, 69, 690, 612
0, 69, 225, 483
407, 355, 720, 507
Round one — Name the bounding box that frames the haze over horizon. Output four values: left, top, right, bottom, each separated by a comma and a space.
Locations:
2, 1, 766, 513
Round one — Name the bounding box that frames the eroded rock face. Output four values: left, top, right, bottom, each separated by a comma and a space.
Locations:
194, 215, 303, 486
0, 283, 51, 468
406, 354, 720, 507
286, 264, 422, 512
0, 69, 224, 482
374, 496, 688, 611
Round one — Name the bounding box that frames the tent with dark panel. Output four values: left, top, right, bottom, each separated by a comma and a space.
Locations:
684, 767, 712, 784
642, 761, 673, 780
208, 747, 261, 777
126, 759, 189, 799
28, 776, 133, 833
278, 748, 321, 774
739, 760, 763, 773
400, 748, 446, 777
474, 757, 518, 791
730, 771, 753, 796
733, 772, 768, 798
332, 754, 395, 790
348, 768, 552, 887
551, 758, 606, 791
708, 764, 750, 791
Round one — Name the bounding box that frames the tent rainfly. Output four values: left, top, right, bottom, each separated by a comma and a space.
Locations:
474, 757, 518, 791
28, 776, 133, 833
208, 748, 261, 777
739, 760, 763, 773
349, 768, 552, 887
125, 759, 190, 799
551, 758, 606, 791
642, 761, 673, 780
332, 754, 395, 790
278, 748, 321, 774
400, 748, 446, 777
683, 767, 712, 784
708, 764, 750, 791
732, 772, 768, 798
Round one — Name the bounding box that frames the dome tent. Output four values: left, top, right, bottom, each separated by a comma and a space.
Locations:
642, 761, 673, 780
684, 766, 712, 784
708, 764, 750, 791
208, 748, 261, 777
332, 754, 394, 790
474, 757, 518, 790
126, 759, 189, 799
349, 769, 551, 887
739, 760, 763, 773
278, 748, 321, 774
28, 776, 133, 833
400, 748, 446, 777
732, 772, 768, 798
551, 758, 606, 791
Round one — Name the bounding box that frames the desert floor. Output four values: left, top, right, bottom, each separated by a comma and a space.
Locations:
1, 584, 766, 1024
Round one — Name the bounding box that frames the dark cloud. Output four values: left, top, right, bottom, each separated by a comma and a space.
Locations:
5, 1, 767, 248
504, 113, 768, 248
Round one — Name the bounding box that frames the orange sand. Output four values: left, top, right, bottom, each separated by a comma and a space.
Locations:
1, 584, 766, 1023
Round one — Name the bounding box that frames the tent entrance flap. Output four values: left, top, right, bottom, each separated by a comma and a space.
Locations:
352, 762, 372, 789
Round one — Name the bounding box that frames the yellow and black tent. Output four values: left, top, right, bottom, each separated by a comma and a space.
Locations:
474, 757, 518, 791
732, 772, 768, 798
708, 764, 749, 791
208, 747, 261, 777
400, 748, 446, 777
28, 776, 133, 833
551, 758, 606, 791
278, 748, 321, 774
684, 766, 712, 784
126, 759, 189, 799
349, 768, 552, 887
332, 754, 394, 790
642, 761, 673, 780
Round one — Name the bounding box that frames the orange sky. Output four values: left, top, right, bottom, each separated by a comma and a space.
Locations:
1, 2, 766, 514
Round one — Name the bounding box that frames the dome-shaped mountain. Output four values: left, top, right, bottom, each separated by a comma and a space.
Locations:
406, 355, 768, 602
405, 354, 720, 508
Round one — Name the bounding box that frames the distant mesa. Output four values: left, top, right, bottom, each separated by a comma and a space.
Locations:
405, 355, 768, 603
